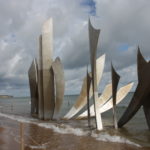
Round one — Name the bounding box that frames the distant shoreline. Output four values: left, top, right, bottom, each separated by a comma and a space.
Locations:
64, 92, 134, 97
0, 95, 13, 98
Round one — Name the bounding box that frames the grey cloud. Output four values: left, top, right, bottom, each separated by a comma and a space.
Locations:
0, 0, 149, 96
0, 0, 32, 37
95, 0, 150, 70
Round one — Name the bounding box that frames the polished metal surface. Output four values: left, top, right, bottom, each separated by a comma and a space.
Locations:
52, 57, 65, 119
77, 83, 112, 119
89, 19, 102, 130
37, 35, 44, 119
64, 55, 105, 119
42, 18, 54, 120
28, 59, 38, 115
77, 82, 133, 119
100, 82, 133, 114
111, 64, 120, 129
86, 68, 92, 128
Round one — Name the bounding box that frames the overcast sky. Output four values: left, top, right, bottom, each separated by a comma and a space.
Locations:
0, 0, 150, 97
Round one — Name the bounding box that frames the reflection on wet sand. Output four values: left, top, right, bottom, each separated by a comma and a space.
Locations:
0, 117, 150, 150
0, 124, 19, 150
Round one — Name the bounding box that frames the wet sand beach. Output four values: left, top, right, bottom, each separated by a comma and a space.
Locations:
0, 116, 150, 150
0, 96, 150, 150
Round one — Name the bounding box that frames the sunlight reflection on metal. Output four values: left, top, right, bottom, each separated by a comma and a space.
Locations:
64, 55, 105, 120
77, 82, 133, 119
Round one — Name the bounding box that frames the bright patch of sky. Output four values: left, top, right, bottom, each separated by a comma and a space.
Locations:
3, 33, 16, 43
118, 44, 129, 51
81, 0, 96, 16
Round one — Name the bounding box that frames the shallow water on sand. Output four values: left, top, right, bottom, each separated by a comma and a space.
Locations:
1, 117, 149, 150
0, 93, 150, 150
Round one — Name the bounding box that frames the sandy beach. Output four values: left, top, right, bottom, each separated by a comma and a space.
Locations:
0, 115, 149, 150
0, 96, 150, 150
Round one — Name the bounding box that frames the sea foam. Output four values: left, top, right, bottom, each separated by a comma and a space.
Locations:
0, 112, 141, 147
91, 132, 141, 147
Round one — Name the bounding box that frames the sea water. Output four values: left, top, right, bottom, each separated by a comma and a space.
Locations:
0, 93, 150, 148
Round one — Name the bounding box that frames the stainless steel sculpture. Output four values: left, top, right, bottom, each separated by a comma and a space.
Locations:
143, 97, 150, 129
111, 64, 120, 129
28, 59, 38, 115
29, 18, 65, 120
64, 54, 105, 119
52, 57, 65, 119
77, 82, 133, 119
86, 68, 92, 128
38, 35, 44, 119
118, 48, 150, 129
77, 83, 112, 119
100, 82, 133, 113
28, 18, 142, 131
42, 18, 54, 120
89, 19, 102, 130
37, 19, 55, 120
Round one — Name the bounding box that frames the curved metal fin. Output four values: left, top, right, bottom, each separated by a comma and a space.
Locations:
89, 19, 100, 62
118, 49, 150, 128
77, 82, 133, 119
86, 67, 92, 127
100, 82, 134, 113
63, 55, 105, 119
137, 46, 148, 81
143, 101, 150, 130
111, 64, 120, 129
77, 83, 112, 119
89, 19, 102, 130
28, 58, 38, 115
143, 94, 150, 130
52, 57, 65, 119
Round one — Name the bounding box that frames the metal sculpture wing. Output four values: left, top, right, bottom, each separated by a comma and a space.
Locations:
77, 83, 112, 119
77, 82, 133, 119
86, 68, 92, 127
64, 54, 105, 119
89, 19, 103, 130
100, 82, 133, 113
118, 48, 150, 129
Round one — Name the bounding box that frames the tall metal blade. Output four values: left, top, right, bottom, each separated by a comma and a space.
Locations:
86, 68, 92, 128
41, 18, 55, 120
118, 49, 150, 128
89, 19, 103, 130
52, 57, 65, 119
38, 35, 44, 119
28, 59, 38, 115
77, 83, 112, 119
111, 64, 120, 129
89, 19, 100, 92
64, 55, 105, 119
143, 97, 150, 130
137, 46, 147, 82
77, 82, 133, 119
